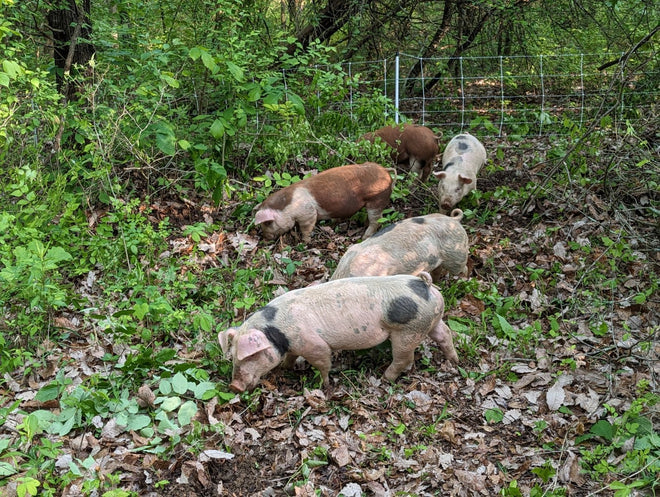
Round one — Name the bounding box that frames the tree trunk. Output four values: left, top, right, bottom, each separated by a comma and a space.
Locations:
285, 0, 366, 55
404, 0, 454, 97
47, 0, 95, 100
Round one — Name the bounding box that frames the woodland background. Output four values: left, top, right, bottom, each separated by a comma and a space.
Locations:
0, 0, 658, 496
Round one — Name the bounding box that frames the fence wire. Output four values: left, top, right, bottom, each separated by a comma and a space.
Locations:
296, 51, 658, 137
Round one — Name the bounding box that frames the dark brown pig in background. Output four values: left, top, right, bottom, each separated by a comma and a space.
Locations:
254, 162, 393, 242
434, 133, 487, 212
330, 209, 469, 281
218, 272, 458, 393
362, 123, 439, 182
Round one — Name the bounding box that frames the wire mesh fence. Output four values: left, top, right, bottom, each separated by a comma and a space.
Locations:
300, 51, 658, 138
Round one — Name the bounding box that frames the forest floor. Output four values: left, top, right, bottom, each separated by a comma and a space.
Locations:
1, 135, 658, 496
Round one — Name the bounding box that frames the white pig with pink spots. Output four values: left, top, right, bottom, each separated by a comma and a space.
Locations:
434, 133, 487, 212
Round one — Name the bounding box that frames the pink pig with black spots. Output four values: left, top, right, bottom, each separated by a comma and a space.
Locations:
218, 272, 458, 393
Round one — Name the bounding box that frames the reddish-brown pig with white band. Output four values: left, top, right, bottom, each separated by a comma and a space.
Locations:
330, 210, 469, 281
434, 133, 487, 212
362, 123, 439, 182
218, 272, 457, 393
254, 162, 393, 242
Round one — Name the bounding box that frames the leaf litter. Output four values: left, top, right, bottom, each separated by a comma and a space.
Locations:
1, 136, 658, 496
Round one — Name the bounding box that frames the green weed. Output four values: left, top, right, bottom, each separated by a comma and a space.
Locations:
577, 394, 659, 492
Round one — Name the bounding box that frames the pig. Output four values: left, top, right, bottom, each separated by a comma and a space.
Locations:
362, 123, 439, 182
433, 133, 487, 212
218, 272, 458, 393
254, 162, 393, 242
330, 209, 469, 282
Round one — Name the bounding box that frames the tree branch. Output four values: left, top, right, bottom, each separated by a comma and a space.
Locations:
597, 24, 659, 71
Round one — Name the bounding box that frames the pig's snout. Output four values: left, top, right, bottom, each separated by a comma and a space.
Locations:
440, 202, 452, 211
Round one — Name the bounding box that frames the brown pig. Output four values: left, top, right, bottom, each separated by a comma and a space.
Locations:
362, 123, 439, 182
434, 133, 487, 212
330, 210, 469, 281
254, 163, 393, 242
218, 272, 458, 393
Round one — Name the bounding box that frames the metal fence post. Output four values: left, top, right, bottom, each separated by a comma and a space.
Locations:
395, 52, 400, 124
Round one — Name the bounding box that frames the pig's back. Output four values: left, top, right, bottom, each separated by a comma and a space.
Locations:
332, 214, 467, 278
275, 275, 443, 349
308, 163, 392, 219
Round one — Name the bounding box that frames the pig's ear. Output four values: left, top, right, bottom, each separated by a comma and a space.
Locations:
255, 208, 278, 225
218, 328, 237, 356
458, 174, 473, 185
433, 171, 446, 179
236, 329, 272, 360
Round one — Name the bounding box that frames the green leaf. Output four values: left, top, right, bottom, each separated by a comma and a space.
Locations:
247, 85, 262, 102
631, 415, 654, 436
68, 460, 83, 477
531, 463, 555, 483
589, 419, 615, 441
171, 372, 189, 394
126, 414, 151, 431
226, 61, 245, 82
2, 59, 22, 79
35, 383, 60, 402
177, 400, 198, 426
218, 391, 236, 402
192, 381, 217, 400
155, 348, 177, 364
81, 455, 97, 470
0, 461, 17, 477
201, 52, 218, 73
159, 378, 172, 395
102, 490, 132, 497
209, 119, 225, 139
0, 72, 10, 87
189, 46, 202, 60
161, 74, 179, 88
45, 246, 72, 265
286, 91, 305, 114
193, 312, 214, 332
16, 476, 40, 497
18, 411, 49, 441
634, 432, 660, 450
484, 408, 504, 424
0, 438, 10, 452
155, 124, 176, 156
495, 314, 516, 339
133, 302, 150, 320
448, 318, 471, 333
161, 396, 182, 412
51, 408, 77, 436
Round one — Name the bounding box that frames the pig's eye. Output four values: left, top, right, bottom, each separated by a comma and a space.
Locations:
262, 220, 273, 227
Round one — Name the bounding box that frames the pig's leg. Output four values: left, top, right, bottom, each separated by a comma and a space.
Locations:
363, 207, 383, 238
429, 319, 459, 364
383, 333, 423, 381
409, 158, 423, 179
420, 161, 432, 183
300, 343, 334, 386
297, 211, 318, 242
410, 158, 432, 183
281, 353, 299, 369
